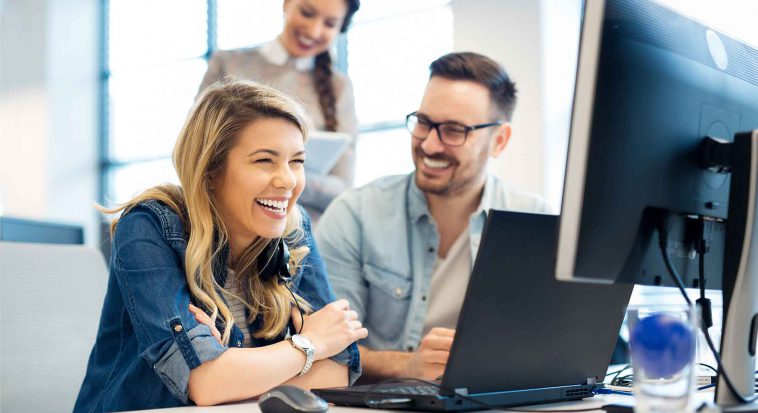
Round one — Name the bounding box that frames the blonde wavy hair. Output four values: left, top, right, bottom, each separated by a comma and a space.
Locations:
103, 79, 313, 344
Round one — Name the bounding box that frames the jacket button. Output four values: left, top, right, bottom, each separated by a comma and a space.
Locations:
174, 325, 183, 332
394, 288, 404, 298
237, 341, 242, 347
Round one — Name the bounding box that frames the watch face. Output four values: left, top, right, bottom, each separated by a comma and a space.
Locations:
292, 334, 313, 349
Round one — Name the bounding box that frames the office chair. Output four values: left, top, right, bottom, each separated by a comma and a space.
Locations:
0, 242, 108, 412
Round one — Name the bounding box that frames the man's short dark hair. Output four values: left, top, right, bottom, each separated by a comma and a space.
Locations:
429, 52, 517, 121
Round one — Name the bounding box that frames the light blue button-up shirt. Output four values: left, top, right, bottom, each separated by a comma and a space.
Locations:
315, 173, 550, 352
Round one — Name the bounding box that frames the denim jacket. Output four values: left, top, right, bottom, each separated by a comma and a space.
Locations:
74, 200, 361, 412
315, 174, 549, 352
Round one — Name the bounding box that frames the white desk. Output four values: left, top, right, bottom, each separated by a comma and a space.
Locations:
127, 394, 628, 413
125, 392, 758, 413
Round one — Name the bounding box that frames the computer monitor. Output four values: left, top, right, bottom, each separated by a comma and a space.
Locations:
555, 0, 757, 406
0, 216, 84, 245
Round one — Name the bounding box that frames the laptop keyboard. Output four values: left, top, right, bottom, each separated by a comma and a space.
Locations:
375, 385, 440, 396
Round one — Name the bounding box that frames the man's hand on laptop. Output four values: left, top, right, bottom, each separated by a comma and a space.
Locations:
356, 328, 455, 382
407, 328, 455, 380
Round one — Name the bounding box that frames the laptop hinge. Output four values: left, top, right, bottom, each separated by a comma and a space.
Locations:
454, 387, 469, 396
586, 377, 598, 385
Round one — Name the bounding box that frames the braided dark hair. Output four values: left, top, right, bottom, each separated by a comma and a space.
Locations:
312, 0, 359, 132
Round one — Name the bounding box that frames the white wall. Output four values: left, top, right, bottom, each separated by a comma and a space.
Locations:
1, 0, 50, 218
452, 0, 546, 205
452, 0, 581, 213
0, 0, 100, 245
540, 0, 582, 210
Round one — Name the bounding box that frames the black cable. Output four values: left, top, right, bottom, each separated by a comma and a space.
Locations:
605, 365, 631, 378
284, 283, 305, 335
606, 363, 717, 389
698, 362, 718, 375
363, 378, 606, 412
656, 219, 692, 306
700, 327, 757, 403
695, 222, 714, 331
609, 365, 632, 387
657, 216, 756, 404
611, 374, 634, 388
698, 247, 706, 299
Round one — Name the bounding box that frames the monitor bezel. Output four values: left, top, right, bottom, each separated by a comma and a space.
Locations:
555, 0, 609, 284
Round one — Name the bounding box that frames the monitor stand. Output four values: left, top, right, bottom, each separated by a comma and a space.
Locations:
702, 130, 758, 407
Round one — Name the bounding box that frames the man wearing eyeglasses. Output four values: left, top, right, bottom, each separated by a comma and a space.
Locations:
315, 52, 549, 382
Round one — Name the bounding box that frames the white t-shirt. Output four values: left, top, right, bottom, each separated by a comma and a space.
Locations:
422, 229, 472, 337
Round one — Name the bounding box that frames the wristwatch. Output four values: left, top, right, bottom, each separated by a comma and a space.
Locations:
287, 334, 315, 376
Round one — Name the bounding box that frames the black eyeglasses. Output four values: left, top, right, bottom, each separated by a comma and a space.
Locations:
405, 112, 504, 147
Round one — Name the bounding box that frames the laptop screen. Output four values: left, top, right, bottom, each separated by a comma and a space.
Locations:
443, 211, 632, 394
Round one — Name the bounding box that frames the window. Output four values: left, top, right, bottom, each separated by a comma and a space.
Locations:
216, 0, 283, 50
104, 0, 209, 205
102, 0, 453, 203
349, 1, 452, 186
654, 0, 757, 47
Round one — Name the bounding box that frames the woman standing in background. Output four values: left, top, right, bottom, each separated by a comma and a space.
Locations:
199, 0, 360, 222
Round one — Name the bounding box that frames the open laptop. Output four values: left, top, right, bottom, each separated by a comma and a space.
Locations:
313, 211, 634, 411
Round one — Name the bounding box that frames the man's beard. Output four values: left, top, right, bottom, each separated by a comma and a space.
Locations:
414, 150, 463, 196
414, 146, 489, 197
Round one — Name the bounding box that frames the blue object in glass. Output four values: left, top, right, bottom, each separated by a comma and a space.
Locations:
630, 313, 695, 378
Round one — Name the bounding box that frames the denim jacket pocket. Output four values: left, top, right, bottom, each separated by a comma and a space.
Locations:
363, 263, 412, 341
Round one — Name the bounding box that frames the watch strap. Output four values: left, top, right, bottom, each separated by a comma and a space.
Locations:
288, 337, 315, 376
